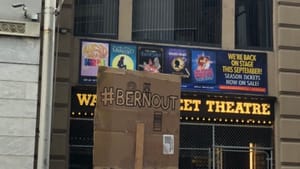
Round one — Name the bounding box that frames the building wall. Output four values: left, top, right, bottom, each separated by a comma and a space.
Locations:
0, 1, 41, 169
51, 0, 300, 169
277, 0, 300, 168
50, 0, 73, 168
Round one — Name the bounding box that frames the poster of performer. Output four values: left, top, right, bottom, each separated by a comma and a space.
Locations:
110, 43, 137, 70
138, 46, 163, 73
164, 47, 191, 80
191, 49, 216, 84
80, 40, 109, 84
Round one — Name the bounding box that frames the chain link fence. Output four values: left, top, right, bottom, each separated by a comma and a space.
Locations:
179, 123, 273, 169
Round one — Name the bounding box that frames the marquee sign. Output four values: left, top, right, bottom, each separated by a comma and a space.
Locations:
180, 92, 275, 125
71, 86, 275, 125
71, 86, 96, 118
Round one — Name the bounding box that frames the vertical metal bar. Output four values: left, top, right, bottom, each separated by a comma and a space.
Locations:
249, 143, 254, 169
208, 148, 212, 169
270, 150, 273, 169
267, 151, 270, 169
212, 125, 215, 169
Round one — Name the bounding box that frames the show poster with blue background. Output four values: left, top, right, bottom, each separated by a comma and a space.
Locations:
110, 43, 137, 70
215, 51, 267, 94
191, 50, 216, 85
181, 50, 267, 94
164, 47, 190, 83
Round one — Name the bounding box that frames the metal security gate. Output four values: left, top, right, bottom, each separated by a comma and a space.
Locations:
180, 147, 212, 169
179, 123, 273, 169
214, 146, 273, 169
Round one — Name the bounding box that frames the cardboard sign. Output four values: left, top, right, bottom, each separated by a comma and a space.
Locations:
94, 67, 181, 169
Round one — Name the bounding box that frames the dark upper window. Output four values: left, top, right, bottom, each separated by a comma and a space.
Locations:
235, 0, 273, 50
74, 0, 119, 39
132, 0, 221, 47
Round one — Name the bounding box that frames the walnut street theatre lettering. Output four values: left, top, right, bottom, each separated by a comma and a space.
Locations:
180, 99, 270, 115
75, 89, 273, 118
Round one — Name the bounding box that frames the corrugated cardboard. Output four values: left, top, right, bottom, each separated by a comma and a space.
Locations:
94, 66, 181, 169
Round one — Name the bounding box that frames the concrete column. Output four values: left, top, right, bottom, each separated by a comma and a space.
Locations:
222, 0, 235, 49
118, 0, 133, 41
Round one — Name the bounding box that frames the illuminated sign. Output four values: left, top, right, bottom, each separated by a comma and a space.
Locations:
71, 86, 96, 118
180, 99, 271, 116
71, 86, 275, 125
180, 92, 275, 125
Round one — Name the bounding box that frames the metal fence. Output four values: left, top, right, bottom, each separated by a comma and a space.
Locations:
179, 123, 273, 169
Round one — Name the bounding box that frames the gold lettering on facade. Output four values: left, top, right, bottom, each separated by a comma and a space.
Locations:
180, 99, 201, 111
76, 93, 97, 106
205, 100, 270, 115
75, 93, 271, 117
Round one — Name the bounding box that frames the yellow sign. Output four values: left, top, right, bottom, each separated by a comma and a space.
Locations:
76, 94, 271, 117
180, 99, 201, 111
180, 99, 271, 116
206, 100, 270, 115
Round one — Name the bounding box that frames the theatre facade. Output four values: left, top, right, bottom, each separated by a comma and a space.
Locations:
69, 85, 275, 169
66, 39, 276, 169
49, 0, 300, 169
